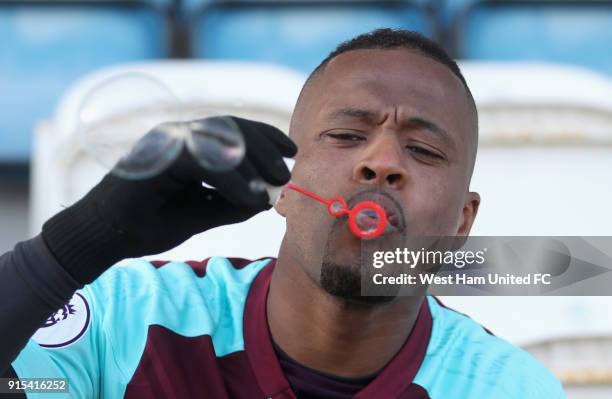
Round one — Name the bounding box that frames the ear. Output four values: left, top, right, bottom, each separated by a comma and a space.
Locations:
456, 191, 480, 236
274, 186, 288, 217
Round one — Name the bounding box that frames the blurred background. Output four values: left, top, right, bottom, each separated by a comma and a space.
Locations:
1, 0, 611, 397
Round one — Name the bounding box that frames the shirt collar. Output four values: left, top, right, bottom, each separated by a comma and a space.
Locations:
243, 259, 432, 399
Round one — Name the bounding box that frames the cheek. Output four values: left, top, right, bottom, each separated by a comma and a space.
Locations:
283, 178, 330, 247
409, 173, 465, 235
287, 161, 353, 241
284, 191, 334, 266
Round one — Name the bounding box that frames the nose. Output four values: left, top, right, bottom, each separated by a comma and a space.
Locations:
352, 133, 407, 190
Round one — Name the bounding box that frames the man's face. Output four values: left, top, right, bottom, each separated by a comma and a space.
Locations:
276, 49, 480, 301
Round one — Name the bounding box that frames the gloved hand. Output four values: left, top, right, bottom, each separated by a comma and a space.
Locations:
42, 116, 297, 285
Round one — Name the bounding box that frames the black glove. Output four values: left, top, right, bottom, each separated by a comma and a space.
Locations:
42, 116, 297, 285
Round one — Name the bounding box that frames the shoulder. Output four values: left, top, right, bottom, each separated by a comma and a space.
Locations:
82, 256, 274, 349
87, 256, 274, 305
12, 257, 275, 398
414, 297, 566, 399
87, 257, 273, 375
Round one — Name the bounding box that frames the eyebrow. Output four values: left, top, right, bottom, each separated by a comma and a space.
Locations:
329, 107, 453, 145
330, 107, 379, 123
406, 116, 451, 143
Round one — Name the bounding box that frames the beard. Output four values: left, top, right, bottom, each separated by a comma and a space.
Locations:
320, 260, 398, 305
316, 187, 438, 304
317, 213, 443, 303
319, 216, 405, 305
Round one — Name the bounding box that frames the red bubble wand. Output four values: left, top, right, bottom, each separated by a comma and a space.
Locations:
285, 182, 387, 240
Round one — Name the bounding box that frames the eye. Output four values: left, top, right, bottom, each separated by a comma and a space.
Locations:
406, 145, 443, 159
326, 132, 366, 142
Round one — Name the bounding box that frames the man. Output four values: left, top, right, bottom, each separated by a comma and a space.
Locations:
0, 29, 565, 398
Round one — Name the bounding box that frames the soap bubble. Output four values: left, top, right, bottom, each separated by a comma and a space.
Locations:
355, 208, 383, 234
185, 116, 245, 172
348, 201, 388, 240
113, 121, 189, 179
77, 72, 184, 179
77, 73, 247, 179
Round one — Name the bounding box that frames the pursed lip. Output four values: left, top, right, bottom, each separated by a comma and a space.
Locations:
347, 191, 404, 232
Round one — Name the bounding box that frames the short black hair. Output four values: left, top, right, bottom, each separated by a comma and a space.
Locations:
304, 28, 474, 105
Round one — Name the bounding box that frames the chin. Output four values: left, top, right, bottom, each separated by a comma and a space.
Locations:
319, 261, 399, 305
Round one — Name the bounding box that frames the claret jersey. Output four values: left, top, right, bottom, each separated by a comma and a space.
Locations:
12, 257, 566, 398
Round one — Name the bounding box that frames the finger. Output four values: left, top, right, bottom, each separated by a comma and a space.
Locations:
241, 129, 291, 186
170, 186, 261, 234
165, 144, 270, 210
164, 145, 208, 185
204, 158, 271, 210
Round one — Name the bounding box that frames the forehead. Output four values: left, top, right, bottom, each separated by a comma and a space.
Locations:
305, 49, 473, 131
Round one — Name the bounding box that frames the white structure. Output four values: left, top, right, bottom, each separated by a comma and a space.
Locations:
441, 62, 612, 398
31, 61, 612, 397
30, 60, 306, 261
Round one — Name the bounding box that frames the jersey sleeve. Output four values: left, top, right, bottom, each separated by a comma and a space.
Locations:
11, 256, 271, 399
12, 276, 118, 398
9, 259, 153, 399
10, 285, 108, 399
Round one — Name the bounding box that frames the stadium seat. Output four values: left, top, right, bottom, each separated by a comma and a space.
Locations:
453, 0, 612, 75
0, 0, 170, 166
186, 0, 436, 73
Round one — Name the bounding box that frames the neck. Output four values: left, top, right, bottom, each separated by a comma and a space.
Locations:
267, 240, 423, 379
